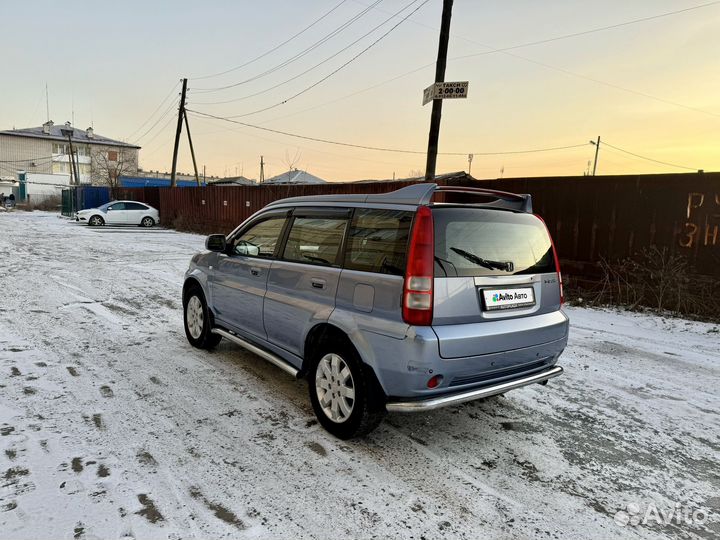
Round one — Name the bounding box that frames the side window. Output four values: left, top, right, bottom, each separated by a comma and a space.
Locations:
231, 217, 286, 258
109, 202, 126, 211
344, 209, 412, 276
283, 217, 348, 266
125, 202, 145, 210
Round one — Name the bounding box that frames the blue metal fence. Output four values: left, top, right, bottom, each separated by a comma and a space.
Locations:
120, 176, 204, 188
80, 186, 111, 209
60, 186, 111, 216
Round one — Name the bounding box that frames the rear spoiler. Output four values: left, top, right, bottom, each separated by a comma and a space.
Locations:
265, 182, 532, 213
422, 185, 532, 213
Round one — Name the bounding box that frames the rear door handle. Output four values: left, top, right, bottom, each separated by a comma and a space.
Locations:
250, 267, 260, 276
311, 278, 326, 289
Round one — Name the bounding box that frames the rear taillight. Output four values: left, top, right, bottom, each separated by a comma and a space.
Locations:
554, 253, 564, 306
535, 214, 564, 305
403, 205, 434, 326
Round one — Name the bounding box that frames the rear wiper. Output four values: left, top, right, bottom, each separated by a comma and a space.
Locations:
449, 247, 514, 272
434, 255, 457, 277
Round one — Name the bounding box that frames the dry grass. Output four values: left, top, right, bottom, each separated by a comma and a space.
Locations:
566, 247, 720, 321
17, 195, 62, 212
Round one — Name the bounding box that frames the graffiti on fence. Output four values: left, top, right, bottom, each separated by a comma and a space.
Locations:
680, 192, 720, 248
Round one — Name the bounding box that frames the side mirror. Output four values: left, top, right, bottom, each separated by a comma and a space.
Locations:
107, 206, 113, 211
205, 234, 227, 252
235, 241, 260, 257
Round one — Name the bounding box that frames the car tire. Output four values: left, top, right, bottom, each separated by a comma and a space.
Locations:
88, 215, 104, 226
183, 285, 222, 350
308, 340, 385, 439
141, 216, 155, 228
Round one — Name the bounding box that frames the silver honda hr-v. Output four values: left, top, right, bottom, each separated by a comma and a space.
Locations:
183, 183, 569, 438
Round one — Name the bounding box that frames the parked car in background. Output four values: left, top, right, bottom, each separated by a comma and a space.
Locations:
182, 183, 569, 438
75, 200, 159, 227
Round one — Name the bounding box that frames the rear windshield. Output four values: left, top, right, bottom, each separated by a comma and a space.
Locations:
432, 207, 555, 277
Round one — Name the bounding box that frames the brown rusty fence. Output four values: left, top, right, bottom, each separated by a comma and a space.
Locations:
120, 171, 720, 278
476, 173, 720, 277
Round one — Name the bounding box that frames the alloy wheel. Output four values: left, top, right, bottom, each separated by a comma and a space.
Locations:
186, 295, 204, 339
315, 353, 355, 423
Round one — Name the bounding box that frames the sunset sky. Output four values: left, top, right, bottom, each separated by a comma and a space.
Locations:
2, 0, 719, 181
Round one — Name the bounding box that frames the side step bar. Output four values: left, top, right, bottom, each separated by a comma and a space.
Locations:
211, 328, 299, 377
386, 365, 563, 412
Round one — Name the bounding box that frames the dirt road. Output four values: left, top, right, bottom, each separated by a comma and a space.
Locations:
1, 212, 718, 539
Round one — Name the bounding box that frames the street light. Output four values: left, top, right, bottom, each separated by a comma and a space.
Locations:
60, 124, 79, 186
589, 136, 601, 176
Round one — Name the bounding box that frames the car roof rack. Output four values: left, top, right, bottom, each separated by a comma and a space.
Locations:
266, 182, 532, 213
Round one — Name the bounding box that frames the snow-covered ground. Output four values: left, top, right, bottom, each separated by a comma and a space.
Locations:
1, 211, 718, 540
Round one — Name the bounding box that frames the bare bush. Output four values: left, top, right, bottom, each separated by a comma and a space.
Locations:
577, 246, 720, 320
19, 195, 62, 212
171, 215, 222, 236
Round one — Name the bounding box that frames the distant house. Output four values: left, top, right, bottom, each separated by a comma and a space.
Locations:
264, 169, 326, 185
210, 176, 256, 186
0, 121, 140, 187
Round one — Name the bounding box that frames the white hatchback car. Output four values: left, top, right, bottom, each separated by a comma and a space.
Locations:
75, 200, 160, 227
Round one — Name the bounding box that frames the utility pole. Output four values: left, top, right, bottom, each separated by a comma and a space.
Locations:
61, 126, 79, 186
424, 0, 454, 182
67, 147, 78, 186
591, 136, 601, 176
467, 153, 473, 176
170, 78, 188, 187
182, 109, 201, 186
259, 156, 265, 183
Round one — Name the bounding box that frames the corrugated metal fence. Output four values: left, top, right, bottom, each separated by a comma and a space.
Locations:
478, 173, 719, 277
153, 180, 434, 233
117, 171, 719, 277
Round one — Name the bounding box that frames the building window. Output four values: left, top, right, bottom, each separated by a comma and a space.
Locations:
52, 143, 69, 155
107, 150, 118, 162
52, 162, 69, 174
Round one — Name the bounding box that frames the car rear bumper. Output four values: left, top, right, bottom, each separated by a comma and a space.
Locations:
359, 311, 568, 399
386, 365, 563, 412
432, 310, 569, 358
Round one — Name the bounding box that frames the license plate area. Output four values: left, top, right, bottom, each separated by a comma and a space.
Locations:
481, 287, 536, 311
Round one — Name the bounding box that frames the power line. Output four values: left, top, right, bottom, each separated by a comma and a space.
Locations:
223, 0, 431, 119
0, 173, 85, 188
369, 0, 720, 119
192, 0, 383, 93
0, 156, 54, 163
191, 0, 351, 81
134, 98, 180, 143
125, 80, 181, 141
192, 0, 422, 106
257, 64, 431, 125
255, 1, 720, 124
190, 113, 414, 170
485, 51, 720, 119
455, 1, 720, 60
601, 141, 701, 171
140, 110, 178, 148
187, 109, 588, 156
